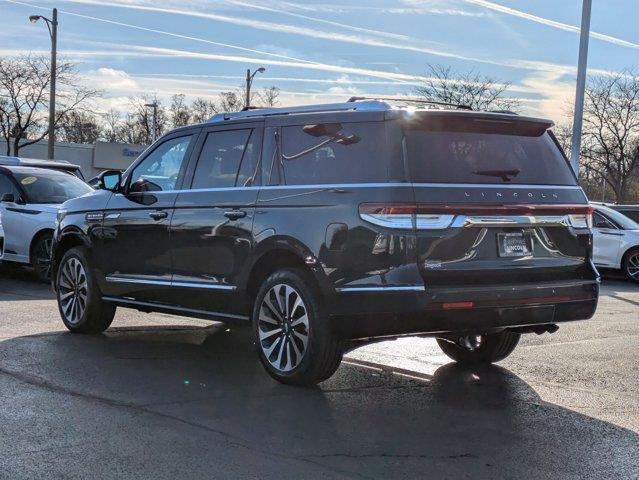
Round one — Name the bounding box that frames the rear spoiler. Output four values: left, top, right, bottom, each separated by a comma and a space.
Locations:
402, 111, 554, 137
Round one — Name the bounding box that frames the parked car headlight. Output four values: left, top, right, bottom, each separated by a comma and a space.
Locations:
57, 209, 68, 224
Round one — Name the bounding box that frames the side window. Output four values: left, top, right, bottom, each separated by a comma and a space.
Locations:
593, 212, 615, 229
0, 173, 18, 197
279, 122, 388, 185
191, 129, 254, 189
129, 135, 193, 193
262, 126, 280, 186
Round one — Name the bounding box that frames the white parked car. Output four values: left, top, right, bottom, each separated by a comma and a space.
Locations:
591, 204, 639, 283
0, 218, 4, 261
0, 166, 93, 281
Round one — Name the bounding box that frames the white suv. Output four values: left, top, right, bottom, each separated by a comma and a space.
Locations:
591, 203, 639, 282
0, 166, 92, 281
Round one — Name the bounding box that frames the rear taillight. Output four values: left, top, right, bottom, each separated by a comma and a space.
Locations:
358, 204, 415, 229
359, 203, 593, 229
358, 204, 454, 230
567, 210, 593, 229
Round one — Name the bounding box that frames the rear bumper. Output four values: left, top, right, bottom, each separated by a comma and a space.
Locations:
329, 279, 599, 339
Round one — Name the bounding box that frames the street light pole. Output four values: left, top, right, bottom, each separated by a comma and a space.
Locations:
570, 0, 592, 176
245, 67, 265, 109
29, 8, 58, 159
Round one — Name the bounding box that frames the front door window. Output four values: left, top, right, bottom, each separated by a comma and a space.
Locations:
128, 135, 193, 193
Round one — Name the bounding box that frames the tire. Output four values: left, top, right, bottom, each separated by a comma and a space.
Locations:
436, 331, 520, 365
622, 248, 639, 283
56, 246, 116, 333
252, 268, 343, 386
31, 232, 53, 283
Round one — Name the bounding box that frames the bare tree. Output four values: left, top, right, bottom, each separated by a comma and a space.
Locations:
190, 97, 218, 123
414, 64, 520, 111
217, 84, 281, 113
118, 96, 168, 145
169, 94, 191, 128
256, 86, 280, 107
552, 123, 573, 157
101, 109, 121, 142
218, 90, 244, 113
57, 110, 101, 144
0, 55, 99, 155
580, 71, 639, 203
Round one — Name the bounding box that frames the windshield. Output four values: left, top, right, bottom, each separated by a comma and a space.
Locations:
13, 170, 93, 204
404, 121, 576, 186
598, 205, 639, 230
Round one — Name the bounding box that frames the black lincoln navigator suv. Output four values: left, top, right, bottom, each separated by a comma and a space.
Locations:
51, 98, 599, 385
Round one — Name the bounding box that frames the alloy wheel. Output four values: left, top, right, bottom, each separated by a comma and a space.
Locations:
258, 283, 310, 372
627, 252, 639, 281
35, 236, 53, 280
57, 257, 88, 325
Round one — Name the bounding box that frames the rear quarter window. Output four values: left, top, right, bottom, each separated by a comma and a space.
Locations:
405, 125, 576, 186
278, 122, 390, 185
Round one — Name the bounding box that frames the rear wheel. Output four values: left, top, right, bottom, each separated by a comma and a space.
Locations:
31, 233, 53, 282
436, 331, 520, 365
253, 268, 343, 386
622, 248, 639, 283
56, 246, 116, 333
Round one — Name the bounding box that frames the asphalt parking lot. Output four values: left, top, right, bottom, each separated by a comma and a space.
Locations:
0, 265, 637, 479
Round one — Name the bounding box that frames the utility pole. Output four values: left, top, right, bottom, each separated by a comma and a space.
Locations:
570, 0, 593, 176
30, 8, 58, 159
245, 67, 265, 109
145, 102, 158, 143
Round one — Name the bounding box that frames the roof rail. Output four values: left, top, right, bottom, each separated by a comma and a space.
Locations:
489, 109, 519, 115
208, 100, 388, 122
347, 96, 472, 111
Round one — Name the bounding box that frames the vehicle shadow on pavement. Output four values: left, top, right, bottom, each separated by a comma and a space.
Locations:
0, 263, 52, 300
0, 324, 636, 480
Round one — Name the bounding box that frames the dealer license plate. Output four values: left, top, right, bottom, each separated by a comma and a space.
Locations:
498, 232, 531, 258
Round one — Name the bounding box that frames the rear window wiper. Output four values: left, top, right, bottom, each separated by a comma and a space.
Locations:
472, 169, 521, 182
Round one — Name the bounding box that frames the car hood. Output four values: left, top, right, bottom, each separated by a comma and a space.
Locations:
62, 189, 113, 213
34, 203, 64, 214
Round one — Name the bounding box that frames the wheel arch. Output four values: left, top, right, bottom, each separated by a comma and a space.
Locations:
29, 228, 55, 263
621, 244, 639, 274
51, 228, 91, 288
244, 239, 332, 301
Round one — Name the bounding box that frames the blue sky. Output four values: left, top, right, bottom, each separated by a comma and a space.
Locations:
1, 0, 637, 122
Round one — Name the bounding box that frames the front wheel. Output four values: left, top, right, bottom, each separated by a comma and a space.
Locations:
56, 246, 116, 333
31, 233, 53, 282
622, 248, 639, 283
436, 331, 520, 365
253, 269, 343, 386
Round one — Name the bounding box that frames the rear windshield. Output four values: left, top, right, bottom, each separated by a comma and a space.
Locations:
404, 120, 576, 185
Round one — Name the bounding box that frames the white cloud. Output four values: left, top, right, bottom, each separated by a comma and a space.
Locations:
519, 70, 575, 122
465, 0, 639, 50
275, 0, 490, 17
86, 68, 138, 90
223, 0, 413, 42
54, 0, 512, 66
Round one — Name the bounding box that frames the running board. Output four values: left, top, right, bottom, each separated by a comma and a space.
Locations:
102, 296, 250, 322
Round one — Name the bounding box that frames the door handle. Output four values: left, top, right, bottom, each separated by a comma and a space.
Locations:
224, 210, 247, 221
149, 211, 168, 221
